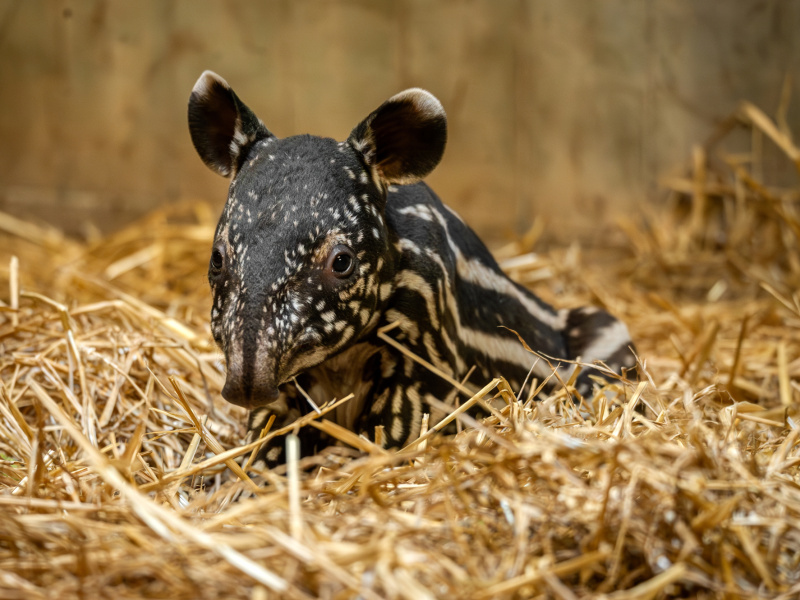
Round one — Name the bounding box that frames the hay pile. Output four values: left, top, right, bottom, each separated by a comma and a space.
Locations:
1, 101, 799, 599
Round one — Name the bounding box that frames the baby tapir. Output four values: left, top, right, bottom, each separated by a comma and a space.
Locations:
188, 71, 636, 467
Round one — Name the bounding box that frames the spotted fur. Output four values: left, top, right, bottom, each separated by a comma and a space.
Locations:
188, 71, 637, 467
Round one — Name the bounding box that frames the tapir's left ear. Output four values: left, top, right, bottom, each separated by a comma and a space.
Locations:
348, 88, 447, 185
188, 71, 274, 178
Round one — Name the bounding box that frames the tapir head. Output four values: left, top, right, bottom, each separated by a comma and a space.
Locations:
188, 71, 447, 409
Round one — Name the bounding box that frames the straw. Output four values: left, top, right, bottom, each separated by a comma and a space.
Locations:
1, 99, 800, 597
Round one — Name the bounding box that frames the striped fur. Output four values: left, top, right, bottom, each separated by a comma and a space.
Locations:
188, 71, 637, 467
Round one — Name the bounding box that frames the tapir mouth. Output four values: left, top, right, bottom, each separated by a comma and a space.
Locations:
220, 377, 280, 409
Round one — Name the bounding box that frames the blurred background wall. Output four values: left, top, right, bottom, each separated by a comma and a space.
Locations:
0, 0, 798, 244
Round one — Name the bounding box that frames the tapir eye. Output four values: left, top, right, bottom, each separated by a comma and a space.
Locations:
210, 245, 225, 272
327, 245, 355, 279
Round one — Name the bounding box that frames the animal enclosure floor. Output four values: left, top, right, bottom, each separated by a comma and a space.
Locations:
0, 103, 799, 598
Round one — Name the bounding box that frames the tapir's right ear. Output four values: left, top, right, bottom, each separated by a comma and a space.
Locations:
188, 71, 274, 178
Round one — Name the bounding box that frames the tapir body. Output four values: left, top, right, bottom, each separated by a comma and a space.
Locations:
188, 71, 636, 466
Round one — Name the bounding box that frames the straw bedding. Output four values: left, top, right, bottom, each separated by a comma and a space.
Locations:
0, 101, 799, 599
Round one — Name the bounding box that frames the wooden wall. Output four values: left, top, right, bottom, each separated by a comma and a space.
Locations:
1, 0, 798, 242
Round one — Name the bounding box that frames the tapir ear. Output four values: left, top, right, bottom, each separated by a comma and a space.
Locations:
348, 88, 447, 185
188, 71, 274, 178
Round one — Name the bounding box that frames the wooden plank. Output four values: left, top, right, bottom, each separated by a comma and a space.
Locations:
0, 0, 798, 242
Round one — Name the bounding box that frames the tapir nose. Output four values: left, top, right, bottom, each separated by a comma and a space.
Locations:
220, 325, 280, 409
221, 376, 280, 409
